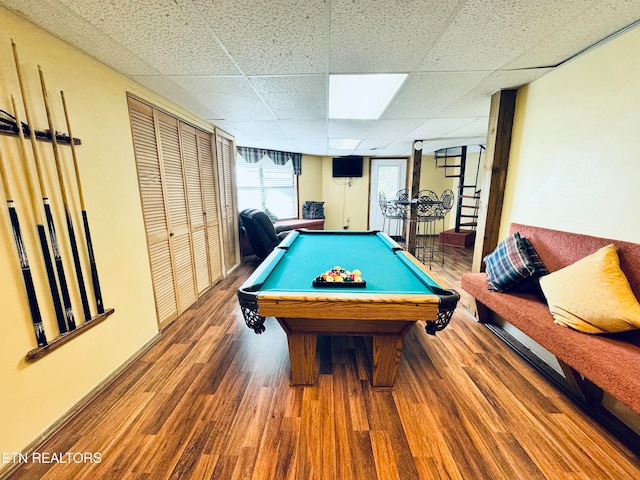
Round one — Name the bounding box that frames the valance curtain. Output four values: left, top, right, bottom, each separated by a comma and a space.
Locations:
236, 146, 302, 175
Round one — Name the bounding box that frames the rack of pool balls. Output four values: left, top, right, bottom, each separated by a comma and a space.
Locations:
312, 266, 366, 288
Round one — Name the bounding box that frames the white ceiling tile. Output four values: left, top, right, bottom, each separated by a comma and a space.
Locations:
293, 139, 328, 156
57, 0, 239, 75
170, 76, 274, 121
435, 68, 552, 118
230, 120, 289, 142
408, 118, 480, 140
192, 0, 327, 75
447, 118, 489, 138
249, 75, 326, 119
365, 119, 426, 139
280, 119, 327, 139
476, 68, 554, 95
329, 0, 465, 73
2, 0, 159, 75
356, 138, 396, 153
383, 71, 490, 118
328, 119, 376, 138
506, 2, 640, 69
132, 76, 224, 120
367, 139, 414, 157
418, 0, 600, 71
436, 92, 491, 118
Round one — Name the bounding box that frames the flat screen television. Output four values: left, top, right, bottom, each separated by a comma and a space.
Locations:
332, 156, 363, 177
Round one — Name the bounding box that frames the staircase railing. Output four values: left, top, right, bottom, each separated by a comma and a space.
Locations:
434, 145, 484, 233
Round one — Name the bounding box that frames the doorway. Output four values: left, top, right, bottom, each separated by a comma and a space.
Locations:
369, 158, 408, 232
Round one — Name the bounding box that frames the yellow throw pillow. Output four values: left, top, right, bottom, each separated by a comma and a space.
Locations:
539, 244, 640, 334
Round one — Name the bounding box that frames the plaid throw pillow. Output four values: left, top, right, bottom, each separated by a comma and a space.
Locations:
484, 232, 548, 292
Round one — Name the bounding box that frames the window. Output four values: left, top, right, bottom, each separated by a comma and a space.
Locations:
236, 154, 297, 220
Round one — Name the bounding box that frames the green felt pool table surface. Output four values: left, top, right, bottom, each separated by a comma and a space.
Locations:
253, 229, 443, 294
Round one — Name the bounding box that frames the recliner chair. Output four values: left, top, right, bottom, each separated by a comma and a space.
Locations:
239, 208, 291, 259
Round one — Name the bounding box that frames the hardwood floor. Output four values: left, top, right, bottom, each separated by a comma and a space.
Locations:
5, 245, 640, 480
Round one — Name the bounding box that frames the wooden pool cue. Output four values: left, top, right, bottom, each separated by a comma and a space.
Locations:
11, 95, 69, 334
60, 90, 104, 314
11, 40, 76, 331
0, 147, 48, 346
38, 65, 91, 322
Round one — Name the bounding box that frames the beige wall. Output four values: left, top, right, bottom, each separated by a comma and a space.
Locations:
297, 154, 323, 218
321, 156, 370, 230
504, 24, 640, 243
0, 6, 213, 461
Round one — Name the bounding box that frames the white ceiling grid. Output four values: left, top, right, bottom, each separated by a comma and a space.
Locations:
1, 0, 639, 156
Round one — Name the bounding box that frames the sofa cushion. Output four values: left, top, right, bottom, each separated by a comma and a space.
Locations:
484, 232, 548, 292
462, 271, 640, 414
539, 244, 640, 334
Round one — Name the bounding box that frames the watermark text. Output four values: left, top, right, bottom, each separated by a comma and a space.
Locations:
2, 451, 101, 464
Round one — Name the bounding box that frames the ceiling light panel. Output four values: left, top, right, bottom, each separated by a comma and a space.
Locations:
329, 74, 407, 119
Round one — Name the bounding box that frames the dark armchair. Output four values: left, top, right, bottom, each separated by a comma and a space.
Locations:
239, 209, 291, 259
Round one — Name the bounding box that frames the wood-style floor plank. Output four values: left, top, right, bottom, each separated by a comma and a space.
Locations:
3, 245, 640, 480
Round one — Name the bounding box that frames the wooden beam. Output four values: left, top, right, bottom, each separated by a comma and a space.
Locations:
472, 89, 518, 273
407, 141, 422, 254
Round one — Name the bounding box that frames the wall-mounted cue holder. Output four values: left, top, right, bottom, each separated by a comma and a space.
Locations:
25, 309, 115, 361
0, 110, 81, 145
2, 41, 113, 362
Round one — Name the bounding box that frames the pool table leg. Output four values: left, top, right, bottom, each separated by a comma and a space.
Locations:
287, 333, 317, 385
372, 335, 404, 387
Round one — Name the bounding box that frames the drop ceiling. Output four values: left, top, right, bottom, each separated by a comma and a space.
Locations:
2, 0, 639, 156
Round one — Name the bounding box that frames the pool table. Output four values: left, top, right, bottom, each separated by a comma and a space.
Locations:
237, 229, 459, 386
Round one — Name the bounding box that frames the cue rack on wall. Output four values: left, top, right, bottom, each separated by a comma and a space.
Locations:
0, 40, 114, 361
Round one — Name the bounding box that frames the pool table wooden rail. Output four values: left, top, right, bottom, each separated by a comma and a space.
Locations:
256, 292, 441, 320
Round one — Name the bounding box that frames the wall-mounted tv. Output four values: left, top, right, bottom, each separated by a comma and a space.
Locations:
332, 156, 363, 177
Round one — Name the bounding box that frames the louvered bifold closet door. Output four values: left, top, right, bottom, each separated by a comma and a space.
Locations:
180, 123, 210, 295
157, 112, 197, 312
215, 131, 239, 272
197, 131, 223, 283
128, 98, 178, 326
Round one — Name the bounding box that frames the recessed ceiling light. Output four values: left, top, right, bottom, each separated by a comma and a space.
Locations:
329, 74, 407, 120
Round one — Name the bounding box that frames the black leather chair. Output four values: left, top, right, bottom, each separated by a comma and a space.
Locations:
239, 209, 291, 259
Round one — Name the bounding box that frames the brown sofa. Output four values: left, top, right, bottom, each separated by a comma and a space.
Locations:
461, 223, 640, 415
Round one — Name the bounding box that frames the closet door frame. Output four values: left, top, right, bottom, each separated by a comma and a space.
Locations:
215, 128, 240, 275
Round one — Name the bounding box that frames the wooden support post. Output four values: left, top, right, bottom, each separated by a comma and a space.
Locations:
472, 89, 518, 273
407, 141, 422, 255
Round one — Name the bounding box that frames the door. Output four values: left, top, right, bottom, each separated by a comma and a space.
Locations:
129, 97, 225, 328
215, 130, 240, 273
369, 159, 407, 231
